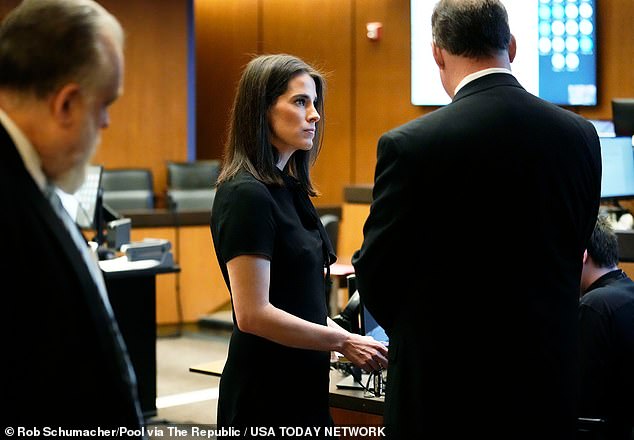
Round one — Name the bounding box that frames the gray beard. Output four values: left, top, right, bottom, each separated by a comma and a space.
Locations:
54, 163, 88, 194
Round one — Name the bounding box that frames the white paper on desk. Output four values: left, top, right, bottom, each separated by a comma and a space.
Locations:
98, 255, 160, 272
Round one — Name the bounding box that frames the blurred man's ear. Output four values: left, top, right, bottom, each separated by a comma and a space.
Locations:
50, 83, 82, 128
583, 249, 589, 265
508, 34, 517, 63
432, 42, 445, 70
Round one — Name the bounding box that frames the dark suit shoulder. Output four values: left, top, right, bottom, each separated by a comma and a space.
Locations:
380, 106, 451, 149
581, 276, 634, 312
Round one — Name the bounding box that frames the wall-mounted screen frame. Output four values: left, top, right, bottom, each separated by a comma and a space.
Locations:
411, 0, 598, 107
600, 136, 634, 201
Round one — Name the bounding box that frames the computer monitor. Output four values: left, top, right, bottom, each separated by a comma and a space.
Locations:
588, 119, 615, 138
360, 299, 389, 346
411, 0, 599, 106
73, 165, 104, 229
335, 292, 389, 391
611, 98, 634, 137
56, 165, 103, 230
56, 165, 110, 245
600, 136, 634, 201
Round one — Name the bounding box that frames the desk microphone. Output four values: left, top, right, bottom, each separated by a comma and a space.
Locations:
372, 369, 383, 397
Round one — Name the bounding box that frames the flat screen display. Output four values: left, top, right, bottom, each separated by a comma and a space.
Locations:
360, 300, 389, 346
612, 98, 634, 137
411, 0, 597, 106
57, 165, 103, 229
600, 137, 634, 200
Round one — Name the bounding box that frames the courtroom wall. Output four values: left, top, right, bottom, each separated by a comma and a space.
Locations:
196, 0, 634, 204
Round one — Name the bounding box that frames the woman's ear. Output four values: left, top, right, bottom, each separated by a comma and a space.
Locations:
50, 83, 82, 127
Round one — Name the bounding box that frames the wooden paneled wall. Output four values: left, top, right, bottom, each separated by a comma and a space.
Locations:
195, 0, 354, 205
261, 0, 354, 203
95, 0, 190, 207
196, 0, 634, 204
195, 0, 258, 166
1, 0, 633, 205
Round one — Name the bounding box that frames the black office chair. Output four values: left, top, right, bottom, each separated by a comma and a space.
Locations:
101, 168, 155, 211
320, 214, 340, 313
167, 188, 217, 212
320, 214, 340, 254
612, 97, 634, 137
167, 160, 220, 189
166, 160, 220, 212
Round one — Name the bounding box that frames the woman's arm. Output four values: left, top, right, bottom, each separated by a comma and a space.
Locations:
228, 255, 388, 371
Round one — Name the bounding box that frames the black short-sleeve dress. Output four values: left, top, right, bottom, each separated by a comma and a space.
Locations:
210, 169, 336, 435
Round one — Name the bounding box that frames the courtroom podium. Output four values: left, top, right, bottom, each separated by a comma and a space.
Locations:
101, 261, 179, 419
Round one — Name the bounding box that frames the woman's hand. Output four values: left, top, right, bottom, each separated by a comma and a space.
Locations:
339, 333, 389, 373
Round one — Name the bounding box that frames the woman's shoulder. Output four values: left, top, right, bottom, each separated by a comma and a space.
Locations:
219, 169, 263, 189
216, 170, 272, 202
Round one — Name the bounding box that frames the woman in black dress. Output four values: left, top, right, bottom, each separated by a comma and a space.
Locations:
210, 54, 388, 437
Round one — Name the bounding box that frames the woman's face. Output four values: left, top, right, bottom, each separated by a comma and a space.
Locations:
268, 72, 320, 164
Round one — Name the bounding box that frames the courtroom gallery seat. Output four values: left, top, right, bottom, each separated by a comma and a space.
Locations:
166, 160, 220, 212
101, 168, 155, 211
320, 214, 340, 254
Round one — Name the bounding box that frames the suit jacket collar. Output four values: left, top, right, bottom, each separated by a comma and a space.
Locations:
0, 123, 100, 303
452, 72, 525, 103
586, 269, 627, 293
0, 109, 46, 191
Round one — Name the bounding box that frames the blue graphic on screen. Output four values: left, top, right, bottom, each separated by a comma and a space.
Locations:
410, 0, 599, 106
362, 305, 389, 346
538, 0, 596, 105
600, 137, 634, 200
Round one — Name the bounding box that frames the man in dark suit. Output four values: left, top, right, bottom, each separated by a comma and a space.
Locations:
352, 1, 602, 438
579, 215, 634, 440
0, 0, 144, 433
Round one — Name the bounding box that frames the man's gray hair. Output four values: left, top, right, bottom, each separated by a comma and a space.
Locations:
0, 0, 123, 97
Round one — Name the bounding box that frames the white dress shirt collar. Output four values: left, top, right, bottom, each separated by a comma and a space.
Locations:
0, 108, 47, 192
454, 67, 514, 97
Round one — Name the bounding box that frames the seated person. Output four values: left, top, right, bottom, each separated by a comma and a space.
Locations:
579, 215, 634, 440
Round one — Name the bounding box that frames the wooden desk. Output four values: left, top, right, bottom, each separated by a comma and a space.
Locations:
128, 224, 227, 325
328, 369, 384, 433
328, 260, 355, 316
189, 359, 226, 377
117, 206, 342, 324
338, 186, 372, 267
189, 358, 385, 436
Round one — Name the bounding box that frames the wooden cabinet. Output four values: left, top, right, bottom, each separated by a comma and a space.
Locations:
130, 224, 229, 324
